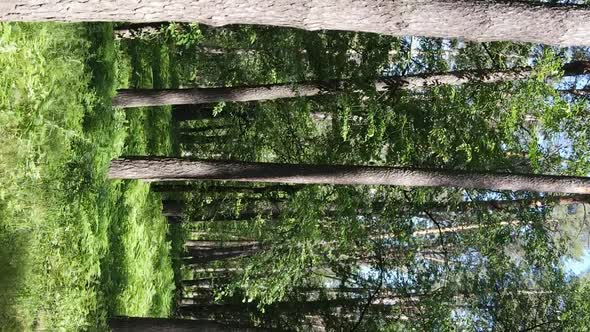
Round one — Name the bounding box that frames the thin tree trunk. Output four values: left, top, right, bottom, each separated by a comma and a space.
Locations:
152, 184, 301, 194
192, 267, 243, 274
430, 194, 590, 213
558, 86, 590, 97
4, 0, 590, 46
182, 277, 229, 287
185, 240, 261, 248
172, 105, 216, 122
152, 183, 197, 193
180, 125, 232, 135
108, 316, 264, 332
112, 60, 590, 107
108, 157, 590, 194
183, 245, 262, 265
178, 299, 364, 317
372, 221, 519, 240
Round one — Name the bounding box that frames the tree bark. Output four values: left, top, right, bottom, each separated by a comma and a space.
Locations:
182, 277, 229, 287
109, 157, 590, 194
180, 125, 232, 135
192, 267, 243, 274
171, 105, 216, 122
429, 194, 590, 213
3, 1, 590, 46
152, 184, 301, 194
112, 60, 590, 107
185, 240, 261, 248
183, 245, 262, 265
108, 316, 264, 332
558, 86, 590, 97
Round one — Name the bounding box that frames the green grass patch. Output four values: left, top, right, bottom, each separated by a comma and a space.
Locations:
0, 23, 175, 331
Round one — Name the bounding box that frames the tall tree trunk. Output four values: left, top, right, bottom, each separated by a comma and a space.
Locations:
3, 0, 590, 46
108, 158, 590, 194
183, 244, 262, 265
372, 221, 519, 240
108, 316, 264, 332
112, 61, 590, 107
192, 267, 243, 274
152, 183, 197, 193
185, 240, 261, 248
182, 277, 229, 287
180, 125, 232, 135
177, 299, 365, 318
558, 86, 590, 97
429, 194, 590, 213
172, 105, 216, 122
114, 61, 590, 107
152, 184, 301, 194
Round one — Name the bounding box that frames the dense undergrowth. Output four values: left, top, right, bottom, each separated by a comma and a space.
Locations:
0, 23, 175, 331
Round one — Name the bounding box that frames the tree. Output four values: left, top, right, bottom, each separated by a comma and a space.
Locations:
183, 244, 262, 265
108, 157, 590, 194
3, 0, 590, 46
113, 61, 590, 107
108, 316, 265, 332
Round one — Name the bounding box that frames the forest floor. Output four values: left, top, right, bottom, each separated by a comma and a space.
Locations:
0, 23, 178, 330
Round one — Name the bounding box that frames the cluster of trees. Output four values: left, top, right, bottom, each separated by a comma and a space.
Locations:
4, 0, 590, 331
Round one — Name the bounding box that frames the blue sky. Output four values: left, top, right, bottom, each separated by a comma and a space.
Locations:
565, 249, 590, 275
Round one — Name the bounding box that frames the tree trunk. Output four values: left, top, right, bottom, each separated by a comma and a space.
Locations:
429, 194, 590, 213
192, 267, 243, 274
558, 86, 590, 97
183, 245, 262, 265
152, 184, 301, 194
185, 240, 261, 248
177, 299, 365, 317
180, 125, 232, 135
182, 277, 229, 287
152, 183, 197, 193
372, 221, 519, 240
4, 1, 590, 46
108, 316, 264, 332
114, 60, 590, 107
171, 105, 216, 122
108, 158, 590, 194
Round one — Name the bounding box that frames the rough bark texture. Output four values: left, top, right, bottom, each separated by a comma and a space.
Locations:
112, 60, 590, 107
109, 157, 590, 194
108, 317, 263, 332
3, 0, 590, 46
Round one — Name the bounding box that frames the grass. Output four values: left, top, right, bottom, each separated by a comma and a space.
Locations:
0, 22, 176, 331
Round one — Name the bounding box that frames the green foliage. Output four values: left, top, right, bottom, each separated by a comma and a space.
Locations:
0, 23, 174, 330
168, 25, 590, 330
